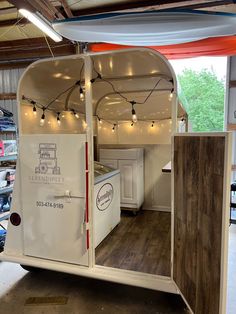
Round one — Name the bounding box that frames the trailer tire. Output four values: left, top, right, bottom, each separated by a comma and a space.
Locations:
20, 264, 41, 272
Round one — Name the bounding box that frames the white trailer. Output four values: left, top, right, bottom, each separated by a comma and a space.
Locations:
0, 48, 231, 314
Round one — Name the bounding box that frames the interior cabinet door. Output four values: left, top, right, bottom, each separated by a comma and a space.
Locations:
173, 133, 231, 314
118, 159, 137, 205
100, 159, 118, 169
20, 134, 88, 266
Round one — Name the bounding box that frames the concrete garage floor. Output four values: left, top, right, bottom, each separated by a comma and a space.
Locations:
0, 263, 188, 314
0, 225, 235, 314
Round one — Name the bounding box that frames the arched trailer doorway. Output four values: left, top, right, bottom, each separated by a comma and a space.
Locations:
0, 48, 231, 314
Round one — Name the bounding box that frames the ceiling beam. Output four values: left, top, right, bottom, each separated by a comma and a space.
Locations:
0, 37, 76, 62
60, 0, 73, 18
72, 0, 235, 15
0, 93, 16, 100
33, 0, 65, 19
181, 0, 235, 9
0, 6, 17, 15
0, 18, 29, 27
8, 0, 54, 21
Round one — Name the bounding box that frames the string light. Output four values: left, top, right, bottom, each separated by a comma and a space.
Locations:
130, 101, 138, 123
71, 109, 79, 119
30, 100, 37, 115
80, 86, 84, 100
33, 105, 37, 115
169, 88, 174, 101
112, 124, 116, 132
98, 117, 103, 124
57, 112, 61, 125
90, 73, 102, 83
24, 61, 175, 129
40, 107, 46, 126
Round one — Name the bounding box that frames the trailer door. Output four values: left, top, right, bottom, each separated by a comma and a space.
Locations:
20, 134, 89, 266
172, 133, 231, 314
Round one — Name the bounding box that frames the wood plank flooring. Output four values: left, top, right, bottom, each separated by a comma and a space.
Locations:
95, 210, 171, 277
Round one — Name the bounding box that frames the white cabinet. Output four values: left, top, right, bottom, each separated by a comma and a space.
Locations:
100, 148, 144, 211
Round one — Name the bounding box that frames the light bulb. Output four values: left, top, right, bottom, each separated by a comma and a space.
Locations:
169, 88, 174, 101
98, 117, 102, 124
131, 122, 134, 127
75, 113, 79, 119
151, 121, 154, 127
40, 112, 45, 126
132, 108, 137, 123
57, 112, 61, 125
80, 87, 84, 100
112, 124, 116, 133
33, 106, 37, 115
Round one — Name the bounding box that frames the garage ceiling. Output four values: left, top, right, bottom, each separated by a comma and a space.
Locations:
0, 0, 236, 68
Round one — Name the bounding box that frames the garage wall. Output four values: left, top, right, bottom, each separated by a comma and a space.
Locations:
0, 68, 25, 125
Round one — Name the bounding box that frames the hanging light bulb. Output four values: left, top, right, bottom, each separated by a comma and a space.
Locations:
71, 109, 79, 119
112, 124, 116, 133
33, 105, 37, 115
130, 101, 138, 123
31, 100, 37, 115
40, 107, 46, 126
57, 112, 61, 125
80, 86, 84, 100
151, 121, 155, 127
98, 117, 102, 124
131, 122, 134, 127
169, 88, 174, 101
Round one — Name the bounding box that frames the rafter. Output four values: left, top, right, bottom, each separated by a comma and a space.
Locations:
8, 0, 54, 21
0, 6, 17, 15
60, 0, 73, 18
37, 0, 65, 19
71, 0, 236, 16
0, 18, 28, 27
0, 37, 76, 62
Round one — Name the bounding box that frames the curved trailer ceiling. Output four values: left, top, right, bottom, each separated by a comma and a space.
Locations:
19, 49, 185, 125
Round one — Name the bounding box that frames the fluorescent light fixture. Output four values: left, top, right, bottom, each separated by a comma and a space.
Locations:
19, 9, 63, 42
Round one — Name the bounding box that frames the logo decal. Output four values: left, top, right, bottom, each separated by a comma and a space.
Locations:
96, 183, 114, 211
35, 143, 60, 175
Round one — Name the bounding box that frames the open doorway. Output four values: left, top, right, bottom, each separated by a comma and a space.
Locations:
91, 51, 186, 277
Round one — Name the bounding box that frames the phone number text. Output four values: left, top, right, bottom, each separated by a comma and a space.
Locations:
36, 201, 64, 209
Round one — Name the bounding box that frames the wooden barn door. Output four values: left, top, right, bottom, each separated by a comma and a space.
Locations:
173, 133, 231, 314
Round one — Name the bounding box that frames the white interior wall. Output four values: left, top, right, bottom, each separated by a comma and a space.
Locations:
98, 120, 172, 210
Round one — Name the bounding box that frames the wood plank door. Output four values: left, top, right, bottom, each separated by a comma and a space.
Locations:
173, 133, 231, 314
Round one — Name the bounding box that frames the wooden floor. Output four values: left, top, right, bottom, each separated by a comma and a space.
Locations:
95, 210, 171, 276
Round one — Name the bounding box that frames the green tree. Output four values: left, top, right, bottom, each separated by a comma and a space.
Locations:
177, 68, 225, 131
